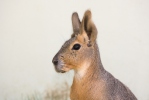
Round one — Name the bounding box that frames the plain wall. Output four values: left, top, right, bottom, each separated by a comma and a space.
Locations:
0, 0, 149, 100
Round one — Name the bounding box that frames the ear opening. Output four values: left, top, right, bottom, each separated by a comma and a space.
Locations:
81, 10, 97, 47
71, 12, 81, 38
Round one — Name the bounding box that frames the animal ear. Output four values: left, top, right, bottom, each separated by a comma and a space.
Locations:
71, 12, 81, 38
81, 10, 97, 47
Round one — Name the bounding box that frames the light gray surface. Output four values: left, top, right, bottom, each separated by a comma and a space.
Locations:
0, 0, 149, 100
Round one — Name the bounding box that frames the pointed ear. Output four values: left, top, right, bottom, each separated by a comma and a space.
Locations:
71, 12, 81, 38
81, 10, 97, 47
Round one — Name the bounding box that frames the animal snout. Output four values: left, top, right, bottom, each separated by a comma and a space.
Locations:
52, 53, 59, 66
52, 59, 58, 66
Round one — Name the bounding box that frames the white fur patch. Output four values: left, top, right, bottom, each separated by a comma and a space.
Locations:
74, 62, 90, 79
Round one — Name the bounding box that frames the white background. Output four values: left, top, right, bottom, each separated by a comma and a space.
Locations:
0, 0, 149, 100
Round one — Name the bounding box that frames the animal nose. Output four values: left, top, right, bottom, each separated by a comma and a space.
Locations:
52, 59, 58, 65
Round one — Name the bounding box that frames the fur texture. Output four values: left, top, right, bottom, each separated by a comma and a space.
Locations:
52, 10, 137, 100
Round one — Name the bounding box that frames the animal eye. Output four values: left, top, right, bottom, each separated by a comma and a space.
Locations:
72, 44, 81, 50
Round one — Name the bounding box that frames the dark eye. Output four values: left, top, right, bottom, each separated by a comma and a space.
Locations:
72, 44, 81, 50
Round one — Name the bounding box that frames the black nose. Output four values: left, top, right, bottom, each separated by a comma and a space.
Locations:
52, 59, 58, 65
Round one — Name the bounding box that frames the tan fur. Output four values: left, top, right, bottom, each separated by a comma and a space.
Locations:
52, 10, 137, 100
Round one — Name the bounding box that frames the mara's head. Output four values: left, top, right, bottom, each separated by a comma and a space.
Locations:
52, 10, 98, 73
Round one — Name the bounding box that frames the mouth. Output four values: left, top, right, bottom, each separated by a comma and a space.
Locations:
52, 59, 71, 73
58, 70, 66, 73
54, 64, 67, 73
55, 67, 66, 73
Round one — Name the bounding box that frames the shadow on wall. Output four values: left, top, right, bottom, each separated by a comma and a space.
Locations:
22, 82, 70, 100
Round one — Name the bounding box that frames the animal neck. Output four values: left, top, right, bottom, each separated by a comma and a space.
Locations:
74, 43, 105, 81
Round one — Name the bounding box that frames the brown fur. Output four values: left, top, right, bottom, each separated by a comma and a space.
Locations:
52, 10, 137, 100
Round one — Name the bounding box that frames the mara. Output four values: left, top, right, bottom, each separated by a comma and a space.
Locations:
52, 10, 137, 100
